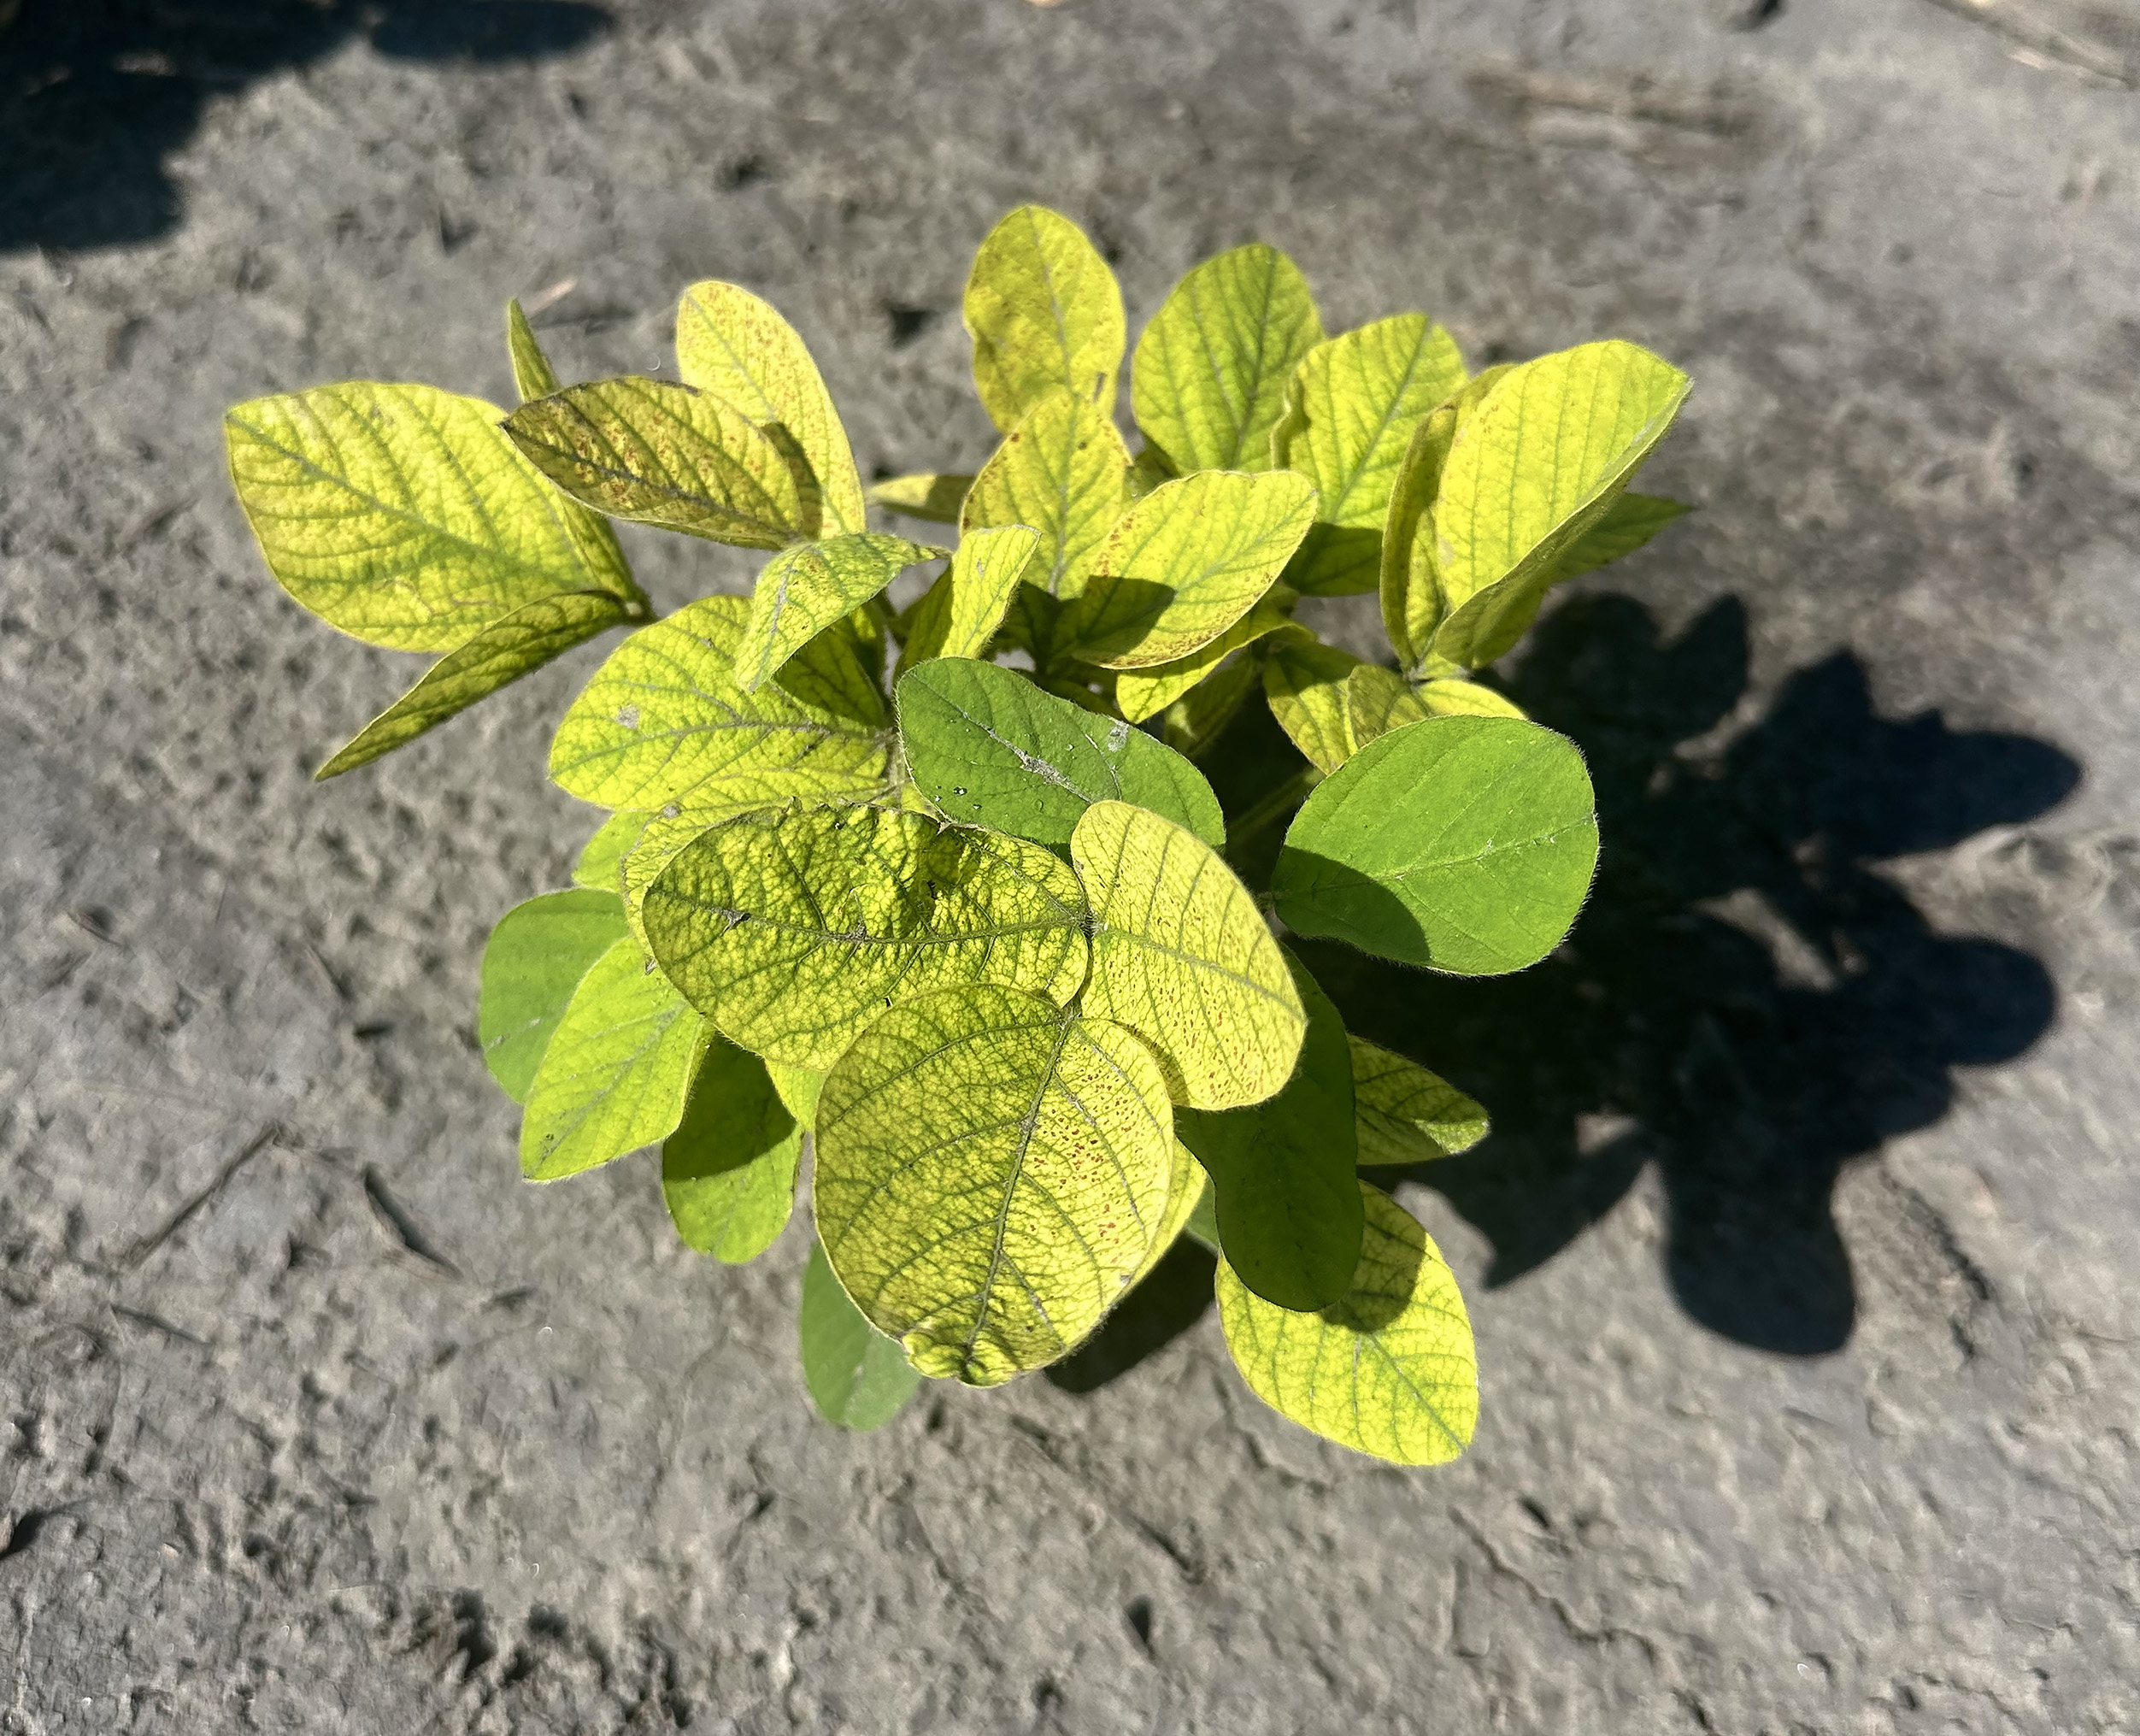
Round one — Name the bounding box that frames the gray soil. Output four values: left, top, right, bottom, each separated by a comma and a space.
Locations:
3, 0, 2137, 1729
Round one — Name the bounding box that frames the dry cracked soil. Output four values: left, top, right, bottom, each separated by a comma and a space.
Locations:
3, 0, 2138, 1731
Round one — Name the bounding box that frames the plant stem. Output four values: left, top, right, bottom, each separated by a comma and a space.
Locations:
1226, 765, 1323, 855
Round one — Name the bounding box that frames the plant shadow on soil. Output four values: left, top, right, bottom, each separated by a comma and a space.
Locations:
1, 0, 610, 255
1050, 590, 2078, 1393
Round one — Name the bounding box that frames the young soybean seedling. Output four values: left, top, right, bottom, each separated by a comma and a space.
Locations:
224, 209, 1691, 1465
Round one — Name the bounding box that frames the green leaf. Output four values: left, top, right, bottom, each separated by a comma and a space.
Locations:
520, 937, 703, 1180
1261, 633, 1361, 774
676, 280, 867, 536
1342, 662, 1430, 755
1128, 1139, 1209, 1289
1273, 716, 1599, 974
896, 656, 1224, 851
1185, 1180, 1220, 1254
1176, 949, 1362, 1311
506, 297, 562, 402
960, 390, 1135, 607
1348, 1036, 1489, 1165
1551, 491, 1692, 583
1218, 1182, 1478, 1466
503, 377, 808, 550
1132, 243, 1324, 474
867, 473, 974, 524
1273, 314, 1468, 597
226, 382, 639, 652
801, 1237, 925, 1429
1056, 470, 1317, 670
573, 809, 650, 893
1379, 365, 1511, 668
963, 205, 1126, 434
1160, 650, 1261, 761
1072, 799, 1305, 1109
1418, 678, 1526, 720
737, 532, 943, 693
642, 804, 1091, 1070
314, 591, 632, 780
814, 985, 1174, 1385
661, 1033, 800, 1263
479, 889, 631, 1104
1114, 597, 1294, 725
893, 525, 1040, 676
766, 1059, 826, 1130
1431, 342, 1691, 668
549, 596, 887, 814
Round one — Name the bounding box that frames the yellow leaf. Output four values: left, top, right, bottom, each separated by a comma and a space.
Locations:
963, 205, 1126, 433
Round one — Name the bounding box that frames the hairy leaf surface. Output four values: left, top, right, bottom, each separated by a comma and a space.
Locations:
738, 532, 942, 692
479, 889, 631, 1104
814, 985, 1174, 1385
801, 1237, 924, 1429
661, 1033, 801, 1263
1348, 1037, 1489, 1165
964, 205, 1126, 433
867, 472, 973, 524
1218, 1182, 1478, 1466
961, 390, 1135, 604
895, 525, 1040, 675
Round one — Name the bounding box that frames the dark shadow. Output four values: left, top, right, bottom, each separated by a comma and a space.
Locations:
1300, 593, 2076, 1354
1, 0, 610, 255
1046, 1238, 1217, 1394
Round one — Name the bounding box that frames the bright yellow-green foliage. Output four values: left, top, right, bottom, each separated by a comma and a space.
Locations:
814, 986, 1173, 1385
228, 210, 1690, 1461
1218, 1183, 1479, 1465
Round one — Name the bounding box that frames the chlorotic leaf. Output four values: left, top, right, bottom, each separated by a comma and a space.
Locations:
1262, 633, 1361, 774
773, 613, 890, 730
1348, 1036, 1489, 1165
520, 937, 702, 1180
964, 205, 1126, 433
574, 809, 650, 894
737, 532, 942, 692
1132, 243, 1324, 474
1342, 662, 1430, 755
1431, 342, 1691, 668
622, 808, 727, 958
1551, 491, 1692, 584
1273, 315, 1468, 597
894, 525, 1041, 676
507, 298, 563, 402
1176, 949, 1363, 1311
801, 1237, 925, 1429
897, 656, 1224, 851
1273, 716, 1599, 974
479, 889, 631, 1104
1072, 800, 1305, 1109
642, 805, 1091, 1069
1379, 365, 1512, 668
961, 390, 1135, 605
814, 985, 1174, 1385
503, 377, 808, 550
1418, 678, 1526, 720
1218, 1182, 1478, 1466
226, 382, 639, 652
1058, 470, 1317, 670
315, 591, 632, 780
868, 472, 974, 524
1127, 1139, 1209, 1289
661, 1033, 801, 1263
676, 280, 866, 537
1114, 597, 1294, 725
766, 1059, 826, 1130
549, 596, 887, 813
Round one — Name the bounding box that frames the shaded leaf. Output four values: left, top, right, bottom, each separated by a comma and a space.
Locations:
1348, 1036, 1489, 1165
1551, 491, 1692, 583
1379, 365, 1511, 668
1161, 649, 1262, 760
1114, 597, 1294, 725
1262, 632, 1361, 774
964, 205, 1126, 433
868, 472, 974, 524
661, 1033, 800, 1263
894, 525, 1041, 676
1342, 662, 1429, 755
802, 1236, 925, 1429
479, 889, 631, 1104
1128, 1139, 1209, 1290
737, 532, 942, 693
1418, 678, 1526, 720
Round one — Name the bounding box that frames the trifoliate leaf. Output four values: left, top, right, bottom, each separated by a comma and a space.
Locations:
1379, 365, 1511, 668
964, 205, 1126, 433
896, 657, 1224, 851
550, 596, 887, 814
676, 280, 866, 536
1273, 716, 1598, 975
1218, 1182, 1478, 1466
315, 590, 632, 780
574, 809, 650, 894
1550, 491, 1692, 583
1431, 342, 1690, 668
1128, 1139, 1209, 1290
506, 297, 562, 402
520, 938, 702, 1180
661, 1033, 800, 1263
1057, 471, 1317, 670
1114, 597, 1294, 725
766, 1060, 826, 1130
737, 532, 943, 692
1262, 633, 1361, 774
868, 472, 974, 524
1342, 662, 1429, 754
1348, 1036, 1489, 1165
1132, 243, 1324, 474
1176, 949, 1362, 1311
961, 390, 1135, 606
1273, 315, 1467, 597
894, 525, 1041, 676
801, 1236, 925, 1429
479, 889, 631, 1104
1072, 800, 1305, 1109
503, 377, 807, 550
814, 985, 1174, 1385
1418, 679, 1526, 720
226, 382, 639, 652
642, 805, 1091, 1070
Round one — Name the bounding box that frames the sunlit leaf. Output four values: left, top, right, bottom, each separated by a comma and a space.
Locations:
801, 1236, 925, 1429
479, 889, 631, 1104
506, 297, 562, 402
1128, 1139, 1209, 1290
894, 525, 1040, 676
573, 809, 650, 894
964, 204, 1126, 433
1342, 662, 1429, 754
961, 390, 1135, 607
814, 985, 1174, 1385
1114, 597, 1293, 725
1218, 1182, 1478, 1466
1418, 678, 1526, 720
1379, 365, 1510, 668
1261, 632, 1361, 774
766, 1059, 826, 1130
868, 472, 974, 524
661, 1033, 800, 1263
1348, 1037, 1489, 1165
737, 532, 942, 692
1072, 800, 1305, 1109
